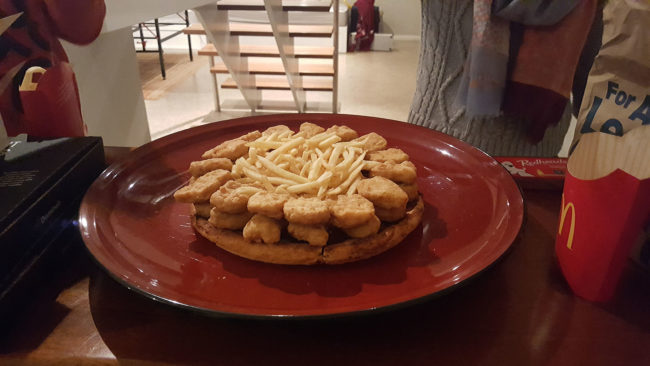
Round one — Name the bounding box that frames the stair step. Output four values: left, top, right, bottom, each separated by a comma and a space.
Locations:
198, 43, 334, 58
183, 23, 206, 35
221, 98, 337, 112
210, 59, 333, 76
184, 23, 333, 37
222, 98, 298, 111
217, 0, 332, 12
222, 77, 333, 91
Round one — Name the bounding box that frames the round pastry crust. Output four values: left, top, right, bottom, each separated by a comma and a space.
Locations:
192, 196, 424, 265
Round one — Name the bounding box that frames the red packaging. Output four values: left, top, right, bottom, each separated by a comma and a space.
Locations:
495, 157, 567, 179
496, 157, 567, 190
556, 170, 650, 302
19, 62, 86, 138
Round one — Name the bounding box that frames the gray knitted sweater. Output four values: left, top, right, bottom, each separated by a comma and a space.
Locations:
408, 0, 571, 157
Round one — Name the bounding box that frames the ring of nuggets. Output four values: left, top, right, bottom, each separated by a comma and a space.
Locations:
174, 122, 424, 265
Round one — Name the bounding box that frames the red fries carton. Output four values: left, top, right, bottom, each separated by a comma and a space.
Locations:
556, 128, 650, 302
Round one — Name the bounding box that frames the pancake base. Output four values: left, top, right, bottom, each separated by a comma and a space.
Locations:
192, 196, 424, 265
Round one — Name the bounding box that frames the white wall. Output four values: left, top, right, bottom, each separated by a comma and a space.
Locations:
63, 0, 216, 147
63, 28, 151, 147
133, 12, 206, 52
103, 0, 216, 32
374, 0, 421, 39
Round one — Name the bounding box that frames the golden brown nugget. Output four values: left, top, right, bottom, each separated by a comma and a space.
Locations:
174, 169, 231, 203
240, 130, 262, 141
193, 202, 212, 218
262, 125, 292, 136
344, 215, 381, 238
399, 182, 419, 201
209, 208, 254, 230
247, 191, 291, 219
210, 181, 262, 214
326, 125, 358, 141
201, 139, 249, 160
368, 148, 410, 163
369, 161, 417, 184
357, 176, 408, 209
329, 194, 375, 229
189, 158, 233, 177
354, 132, 387, 152
243, 214, 282, 244
192, 197, 424, 265
283, 197, 330, 225
287, 223, 329, 247
298, 122, 325, 138
374, 205, 407, 222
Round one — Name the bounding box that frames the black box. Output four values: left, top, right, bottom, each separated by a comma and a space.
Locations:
0, 137, 105, 319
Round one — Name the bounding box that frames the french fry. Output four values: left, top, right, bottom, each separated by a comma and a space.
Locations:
319, 134, 342, 148
266, 137, 305, 161
257, 155, 308, 184
288, 171, 333, 194
347, 176, 361, 195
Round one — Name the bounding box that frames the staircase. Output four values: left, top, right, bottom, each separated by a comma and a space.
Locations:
186, 0, 339, 113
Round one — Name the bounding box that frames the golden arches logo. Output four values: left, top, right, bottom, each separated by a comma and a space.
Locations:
558, 194, 576, 250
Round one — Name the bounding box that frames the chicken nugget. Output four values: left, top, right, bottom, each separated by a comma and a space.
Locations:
354, 132, 387, 152
174, 170, 231, 203
283, 197, 330, 225
240, 130, 262, 141
209, 208, 254, 230
210, 181, 263, 214
262, 125, 292, 136
369, 161, 417, 184
193, 202, 212, 218
357, 176, 408, 210
399, 182, 419, 201
374, 205, 407, 222
344, 215, 381, 238
201, 139, 249, 160
298, 122, 325, 138
367, 148, 410, 163
247, 191, 291, 219
329, 194, 375, 229
243, 214, 282, 244
189, 158, 233, 177
288, 223, 329, 247
326, 125, 358, 141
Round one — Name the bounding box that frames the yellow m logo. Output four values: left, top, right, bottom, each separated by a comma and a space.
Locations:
558, 194, 576, 250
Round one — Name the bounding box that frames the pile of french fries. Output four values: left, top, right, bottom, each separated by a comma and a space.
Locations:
232, 130, 379, 198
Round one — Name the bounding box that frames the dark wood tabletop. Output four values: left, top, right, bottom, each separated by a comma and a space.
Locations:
1, 147, 649, 366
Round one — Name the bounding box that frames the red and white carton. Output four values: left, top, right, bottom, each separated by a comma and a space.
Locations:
555, 127, 650, 302
19, 63, 86, 138
496, 157, 566, 190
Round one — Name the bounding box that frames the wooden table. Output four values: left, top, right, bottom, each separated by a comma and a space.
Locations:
1, 148, 649, 366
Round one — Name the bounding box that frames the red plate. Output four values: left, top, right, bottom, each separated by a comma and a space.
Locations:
79, 114, 524, 318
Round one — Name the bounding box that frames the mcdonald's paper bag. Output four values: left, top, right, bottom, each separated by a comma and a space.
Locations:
571, 0, 650, 150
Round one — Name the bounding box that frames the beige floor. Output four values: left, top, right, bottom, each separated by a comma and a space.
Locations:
138, 40, 421, 140
137, 42, 574, 157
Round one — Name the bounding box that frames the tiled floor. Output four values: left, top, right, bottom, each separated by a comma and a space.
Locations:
138, 40, 421, 141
